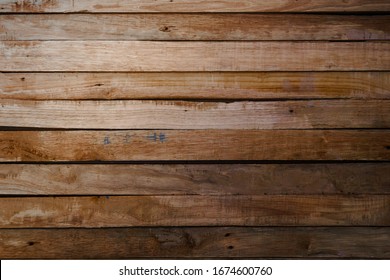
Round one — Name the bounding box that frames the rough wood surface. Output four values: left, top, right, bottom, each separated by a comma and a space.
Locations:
0, 195, 389, 228
1, 227, 389, 259
1, 100, 388, 129
1, 130, 389, 162
1, 72, 390, 101
1, 0, 389, 13
1, 41, 388, 72
1, 0, 389, 261
1, 163, 389, 195
2, 14, 389, 41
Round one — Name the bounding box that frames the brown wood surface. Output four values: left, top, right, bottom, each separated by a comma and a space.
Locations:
1, 72, 390, 101
2, 14, 389, 41
1, 99, 388, 129
1, 0, 389, 260
1, 0, 389, 13
0, 195, 389, 228
1, 163, 389, 195
1, 130, 389, 162
1, 41, 388, 72
1, 227, 389, 259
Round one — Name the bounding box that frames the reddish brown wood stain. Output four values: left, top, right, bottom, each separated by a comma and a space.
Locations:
0, 0, 389, 259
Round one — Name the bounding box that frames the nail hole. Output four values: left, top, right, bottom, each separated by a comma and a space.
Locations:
20, 77, 25, 81
159, 26, 170, 32
227, 245, 234, 250
27, 241, 35, 246
289, 109, 294, 113
224, 233, 230, 237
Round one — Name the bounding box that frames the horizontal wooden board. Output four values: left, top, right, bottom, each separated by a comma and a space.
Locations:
1, 163, 389, 195
1, 41, 388, 71
1, 100, 389, 129
0, 195, 389, 228
2, 72, 389, 100
1, 227, 389, 259
2, 14, 390, 41
1, 130, 389, 162
1, 0, 389, 13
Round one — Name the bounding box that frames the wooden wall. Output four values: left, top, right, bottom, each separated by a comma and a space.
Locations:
0, 0, 389, 259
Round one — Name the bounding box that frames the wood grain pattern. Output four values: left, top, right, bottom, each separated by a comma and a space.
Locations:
1, 0, 389, 261
1, 41, 388, 72
2, 14, 389, 41
1, 100, 388, 129
2, 72, 389, 101
1, 227, 389, 259
0, 195, 389, 228
1, 0, 389, 13
1, 130, 389, 162
1, 163, 389, 195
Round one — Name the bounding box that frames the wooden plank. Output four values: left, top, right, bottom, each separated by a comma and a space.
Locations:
2, 14, 389, 41
1, 41, 388, 72
1, 0, 389, 13
1, 130, 388, 162
1, 163, 389, 195
0, 195, 389, 228
1, 227, 389, 259
2, 72, 389, 100
1, 100, 388, 129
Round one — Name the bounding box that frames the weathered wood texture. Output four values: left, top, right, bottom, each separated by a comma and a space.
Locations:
2, 14, 390, 41
1, 130, 389, 162
1, 0, 389, 13
2, 72, 389, 101
1, 163, 389, 195
1, 100, 388, 129
1, 0, 389, 260
1, 41, 388, 72
0, 195, 389, 228
1, 227, 389, 259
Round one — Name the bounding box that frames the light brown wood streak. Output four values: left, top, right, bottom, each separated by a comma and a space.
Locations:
0, 100, 388, 129
0, 195, 389, 228
1, 164, 389, 195
0, 227, 389, 259
1, 72, 389, 100
2, 14, 389, 41
1, 130, 388, 162
1, 0, 389, 13
1, 41, 388, 72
